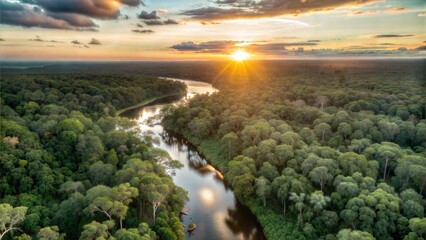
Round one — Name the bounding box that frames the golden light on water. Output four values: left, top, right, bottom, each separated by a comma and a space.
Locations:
230, 50, 250, 61
200, 188, 215, 205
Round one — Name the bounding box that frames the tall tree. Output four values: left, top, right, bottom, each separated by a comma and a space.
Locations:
0, 204, 27, 240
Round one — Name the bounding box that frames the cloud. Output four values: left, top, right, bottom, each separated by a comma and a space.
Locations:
307, 40, 321, 43
0, 38, 4, 41
385, 7, 407, 13
415, 45, 426, 50
30, 0, 140, 19
138, 10, 160, 20
0, 0, 142, 30
0, 1, 74, 29
157, 9, 169, 14
71, 40, 81, 44
164, 19, 179, 24
369, 34, 415, 38
143, 19, 180, 25
46, 12, 98, 27
132, 29, 154, 33
181, 0, 382, 20
170, 40, 318, 54
347, 10, 377, 16
377, 43, 396, 45
200, 21, 221, 25
89, 38, 101, 45
171, 40, 240, 53
246, 42, 318, 54
418, 13, 426, 17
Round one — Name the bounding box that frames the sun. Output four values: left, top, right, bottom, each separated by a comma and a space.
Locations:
230, 50, 250, 61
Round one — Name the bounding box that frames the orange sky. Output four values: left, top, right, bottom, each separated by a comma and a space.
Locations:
0, 0, 425, 60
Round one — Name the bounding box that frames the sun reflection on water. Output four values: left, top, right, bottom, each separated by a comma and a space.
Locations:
199, 188, 215, 206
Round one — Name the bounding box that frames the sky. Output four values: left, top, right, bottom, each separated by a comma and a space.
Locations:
0, 0, 425, 60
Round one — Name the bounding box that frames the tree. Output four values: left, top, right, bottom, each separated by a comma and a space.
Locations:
316, 95, 330, 111
259, 162, 279, 182
338, 122, 352, 141
0, 204, 27, 240
255, 177, 271, 207
79, 221, 114, 240
233, 173, 255, 199
309, 166, 333, 191
221, 132, 239, 160
337, 152, 378, 179
290, 192, 306, 225
139, 174, 170, 224
400, 189, 424, 218
336, 229, 375, 240
37, 226, 65, 240
85, 184, 138, 229
377, 144, 400, 180
406, 218, 426, 240
256, 139, 277, 167
88, 161, 115, 185
314, 123, 331, 142
274, 144, 294, 169
309, 191, 330, 215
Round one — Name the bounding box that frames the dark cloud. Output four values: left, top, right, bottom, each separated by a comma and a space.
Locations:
132, 29, 154, 33
0, 1, 74, 29
0, 38, 4, 41
30, 0, 140, 19
171, 40, 240, 53
46, 12, 98, 27
89, 38, 101, 45
136, 23, 143, 28
138, 10, 160, 20
182, 0, 381, 20
143, 19, 180, 25
170, 40, 318, 53
307, 40, 321, 43
163, 19, 179, 25
1, 0, 142, 30
71, 40, 81, 44
246, 42, 318, 54
143, 20, 163, 25
370, 34, 414, 38
415, 45, 426, 50
377, 43, 396, 46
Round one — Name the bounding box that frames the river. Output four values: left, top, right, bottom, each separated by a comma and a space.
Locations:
121, 78, 266, 240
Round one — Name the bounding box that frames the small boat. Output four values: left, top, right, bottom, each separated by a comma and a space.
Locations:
180, 207, 190, 215
187, 223, 197, 232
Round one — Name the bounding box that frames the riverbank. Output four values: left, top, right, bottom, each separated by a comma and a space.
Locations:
174, 129, 304, 240
116, 94, 180, 116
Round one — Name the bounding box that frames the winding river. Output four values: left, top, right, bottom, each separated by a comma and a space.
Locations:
121, 78, 266, 240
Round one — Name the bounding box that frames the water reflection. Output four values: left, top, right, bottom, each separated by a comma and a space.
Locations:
122, 78, 266, 240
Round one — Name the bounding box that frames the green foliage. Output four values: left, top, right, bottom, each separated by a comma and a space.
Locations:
162, 62, 425, 240
0, 74, 187, 239
0, 204, 27, 239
